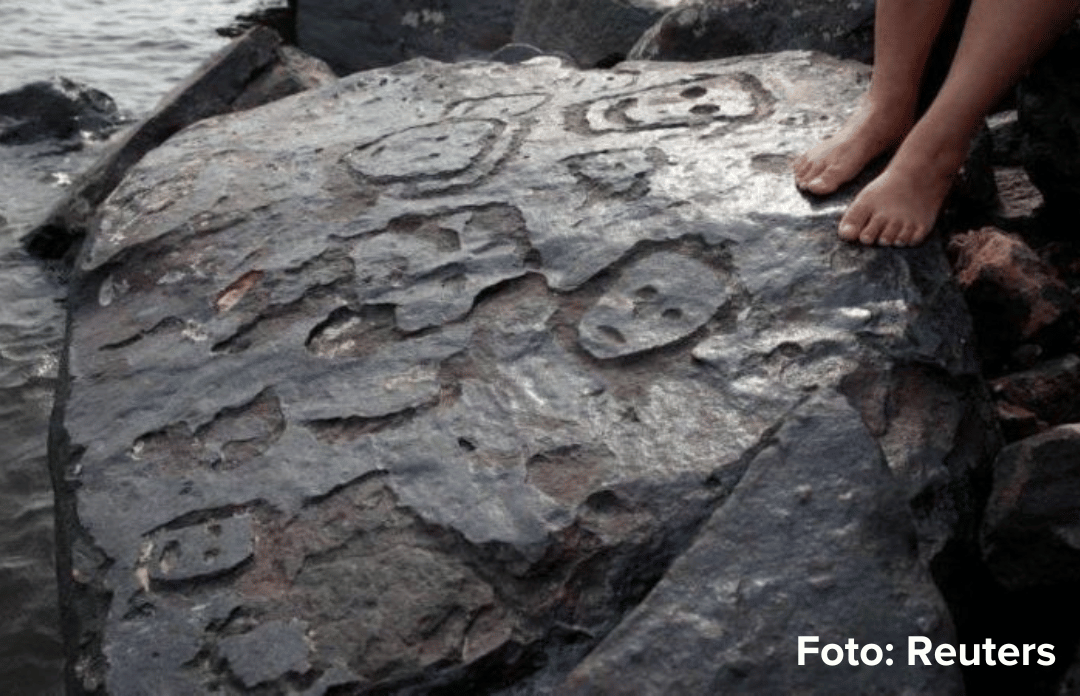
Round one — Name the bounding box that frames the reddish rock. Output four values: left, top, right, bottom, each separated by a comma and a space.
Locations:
990, 354, 1080, 426
982, 424, 1080, 589
948, 227, 1076, 368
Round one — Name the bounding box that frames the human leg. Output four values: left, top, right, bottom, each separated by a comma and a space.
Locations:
792, 0, 955, 194
840, 0, 1080, 246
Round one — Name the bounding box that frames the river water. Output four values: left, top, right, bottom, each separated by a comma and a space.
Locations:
0, 1, 281, 692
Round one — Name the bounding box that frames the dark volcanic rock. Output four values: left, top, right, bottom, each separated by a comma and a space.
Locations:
513, 0, 677, 68
948, 227, 1077, 370
55, 52, 993, 694
628, 0, 876, 64
991, 354, 1080, 427
982, 425, 1080, 590
562, 393, 962, 695
1017, 20, 1080, 219
230, 45, 337, 112
297, 0, 518, 74
0, 77, 122, 144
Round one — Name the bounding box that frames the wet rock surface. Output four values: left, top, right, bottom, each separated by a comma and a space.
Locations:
0, 77, 123, 145
563, 393, 963, 695
54, 53, 997, 693
990, 354, 1080, 429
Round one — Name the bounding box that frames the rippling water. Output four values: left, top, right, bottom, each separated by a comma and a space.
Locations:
0, 1, 278, 692
0, 0, 272, 115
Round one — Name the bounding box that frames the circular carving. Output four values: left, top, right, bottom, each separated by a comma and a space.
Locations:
345, 119, 500, 182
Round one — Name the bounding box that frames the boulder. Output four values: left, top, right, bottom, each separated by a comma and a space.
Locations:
230, 45, 338, 112
513, 0, 680, 68
627, 0, 877, 64
296, 0, 518, 74
995, 399, 1046, 443
982, 425, 1080, 590
24, 26, 332, 261
55, 52, 993, 694
0, 77, 122, 145
948, 227, 1077, 371
1017, 19, 1080, 220
629, 0, 974, 118
990, 354, 1080, 427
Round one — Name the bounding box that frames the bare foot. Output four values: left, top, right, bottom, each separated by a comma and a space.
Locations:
836, 130, 966, 247
793, 97, 914, 195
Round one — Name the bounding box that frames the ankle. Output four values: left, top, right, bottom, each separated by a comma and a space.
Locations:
862, 87, 917, 127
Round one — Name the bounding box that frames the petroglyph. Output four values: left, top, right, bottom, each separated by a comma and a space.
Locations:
563, 148, 663, 201
350, 205, 535, 331
58, 54, 984, 696
578, 252, 732, 359
574, 73, 773, 134
344, 118, 521, 197
145, 514, 254, 586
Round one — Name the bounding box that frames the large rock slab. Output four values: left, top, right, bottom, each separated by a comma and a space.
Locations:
56, 52, 992, 693
563, 393, 962, 695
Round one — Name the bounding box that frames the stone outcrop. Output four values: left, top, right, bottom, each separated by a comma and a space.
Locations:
513, 0, 680, 68
628, 0, 876, 64
296, 0, 518, 74
982, 425, 1080, 590
0, 77, 122, 145
990, 355, 1080, 428
54, 52, 997, 693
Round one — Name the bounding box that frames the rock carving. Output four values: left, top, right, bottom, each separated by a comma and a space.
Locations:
578, 251, 730, 358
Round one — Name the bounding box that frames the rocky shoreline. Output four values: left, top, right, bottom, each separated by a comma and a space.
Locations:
9, 1, 1080, 694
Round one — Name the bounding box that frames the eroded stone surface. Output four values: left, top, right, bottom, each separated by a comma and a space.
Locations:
56, 53, 992, 694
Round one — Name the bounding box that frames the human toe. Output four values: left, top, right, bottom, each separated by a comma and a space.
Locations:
899, 221, 931, 247
858, 216, 888, 246
838, 204, 871, 242
876, 219, 904, 246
